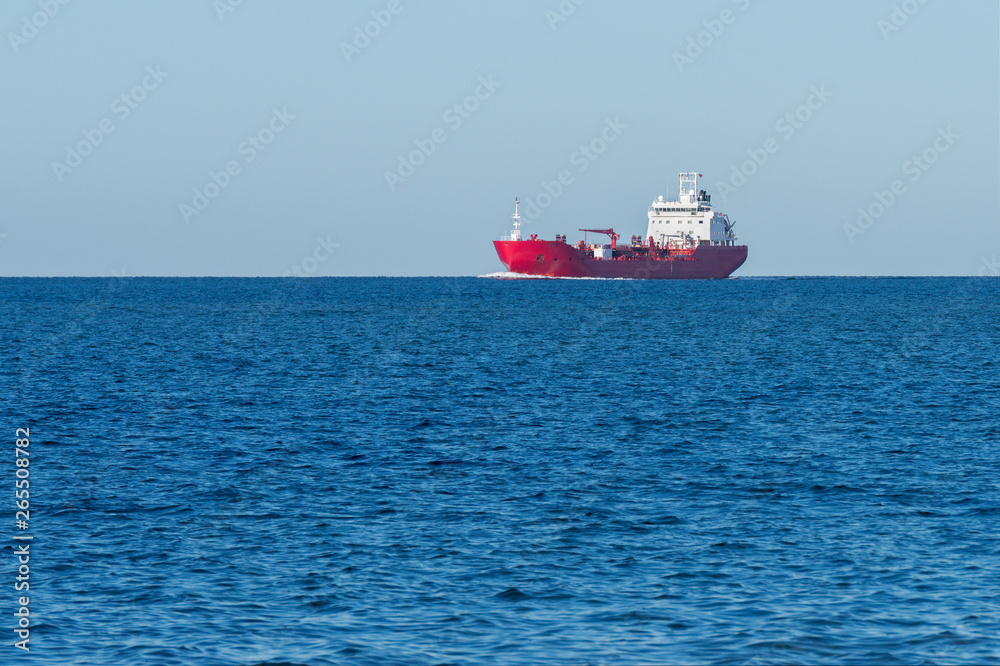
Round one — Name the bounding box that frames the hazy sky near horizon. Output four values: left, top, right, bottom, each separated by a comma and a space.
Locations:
1, 0, 997, 277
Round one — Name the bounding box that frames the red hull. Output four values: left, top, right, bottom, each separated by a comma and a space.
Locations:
493, 240, 748, 279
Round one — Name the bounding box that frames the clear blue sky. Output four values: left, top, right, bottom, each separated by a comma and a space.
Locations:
1, 0, 997, 276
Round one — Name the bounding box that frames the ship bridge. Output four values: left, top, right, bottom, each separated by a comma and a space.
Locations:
646, 172, 738, 249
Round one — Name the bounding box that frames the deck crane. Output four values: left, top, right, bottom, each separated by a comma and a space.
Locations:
578, 228, 620, 248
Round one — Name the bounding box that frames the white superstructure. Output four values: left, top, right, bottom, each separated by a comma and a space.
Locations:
646, 172, 738, 249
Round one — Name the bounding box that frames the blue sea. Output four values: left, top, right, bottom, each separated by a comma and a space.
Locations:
2, 276, 999, 665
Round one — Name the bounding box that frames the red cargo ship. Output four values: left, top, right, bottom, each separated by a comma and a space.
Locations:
492, 173, 747, 279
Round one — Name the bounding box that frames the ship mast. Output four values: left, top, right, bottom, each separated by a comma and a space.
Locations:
510, 197, 522, 241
